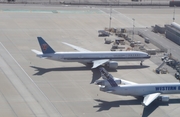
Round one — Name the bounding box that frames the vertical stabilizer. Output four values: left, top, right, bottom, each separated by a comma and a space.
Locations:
37, 37, 55, 54
99, 67, 118, 87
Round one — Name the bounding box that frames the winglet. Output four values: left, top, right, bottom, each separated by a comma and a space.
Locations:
99, 67, 118, 87
37, 37, 55, 54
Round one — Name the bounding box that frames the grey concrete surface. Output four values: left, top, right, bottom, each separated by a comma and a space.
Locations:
0, 42, 61, 117
0, 4, 180, 117
0, 0, 171, 4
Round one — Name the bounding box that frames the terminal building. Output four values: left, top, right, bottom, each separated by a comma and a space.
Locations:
165, 22, 180, 45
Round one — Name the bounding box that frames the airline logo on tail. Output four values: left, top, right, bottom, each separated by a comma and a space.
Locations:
41, 44, 48, 51
37, 37, 55, 54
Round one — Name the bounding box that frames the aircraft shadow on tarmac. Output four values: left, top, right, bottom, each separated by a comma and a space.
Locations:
94, 98, 180, 117
30, 65, 149, 83
30, 66, 91, 75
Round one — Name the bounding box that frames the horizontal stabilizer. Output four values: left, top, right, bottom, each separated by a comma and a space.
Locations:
31, 49, 48, 59
31, 49, 42, 54
119, 78, 137, 85
106, 89, 115, 93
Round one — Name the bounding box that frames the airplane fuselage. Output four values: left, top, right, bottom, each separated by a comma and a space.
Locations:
103, 83, 180, 96
37, 51, 150, 63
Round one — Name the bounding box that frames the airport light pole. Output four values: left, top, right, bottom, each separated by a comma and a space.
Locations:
151, 0, 152, 5
79, 0, 80, 7
173, 5, 176, 22
109, 5, 112, 36
132, 18, 135, 41
118, 0, 120, 5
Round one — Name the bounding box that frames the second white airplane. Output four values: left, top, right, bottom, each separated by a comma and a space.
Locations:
32, 37, 150, 69
95, 67, 180, 106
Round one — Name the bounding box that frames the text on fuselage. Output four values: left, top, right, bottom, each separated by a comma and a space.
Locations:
155, 86, 180, 91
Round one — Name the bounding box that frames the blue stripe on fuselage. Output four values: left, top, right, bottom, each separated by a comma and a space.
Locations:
62, 56, 150, 60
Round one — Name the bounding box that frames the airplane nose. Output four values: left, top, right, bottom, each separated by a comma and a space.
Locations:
148, 55, 151, 58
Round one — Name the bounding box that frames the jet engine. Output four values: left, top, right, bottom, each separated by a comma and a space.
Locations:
107, 61, 118, 69
95, 78, 121, 87
158, 95, 169, 102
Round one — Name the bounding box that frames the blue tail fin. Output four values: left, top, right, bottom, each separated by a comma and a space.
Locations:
37, 37, 55, 54
99, 67, 118, 87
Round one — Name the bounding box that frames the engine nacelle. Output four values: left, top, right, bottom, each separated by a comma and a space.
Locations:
95, 78, 121, 87
159, 95, 169, 102
107, 61, 118, 69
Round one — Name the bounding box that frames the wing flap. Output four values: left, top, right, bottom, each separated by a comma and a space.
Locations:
92, 59, 109, 69
62, 42, 91, 52
143, 93, 161, 106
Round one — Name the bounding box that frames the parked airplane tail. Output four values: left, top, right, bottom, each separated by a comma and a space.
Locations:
37, 37, 55, 54
99, 67, 118, 87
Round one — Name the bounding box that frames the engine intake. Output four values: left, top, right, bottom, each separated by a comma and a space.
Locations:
158, 95, 169, 102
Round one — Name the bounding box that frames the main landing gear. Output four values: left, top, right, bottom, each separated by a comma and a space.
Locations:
140, 61, 143, 66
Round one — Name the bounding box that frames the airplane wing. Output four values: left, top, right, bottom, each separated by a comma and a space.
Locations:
92, 59, 109, 69
62, 42, 91, 52
142, 93, 161, 106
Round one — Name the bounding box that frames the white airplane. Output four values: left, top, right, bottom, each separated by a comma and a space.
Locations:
95, 67, 180, 106
31, 37, 150, 69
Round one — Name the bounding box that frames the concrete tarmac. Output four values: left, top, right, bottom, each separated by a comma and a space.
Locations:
0, 4, 180, 117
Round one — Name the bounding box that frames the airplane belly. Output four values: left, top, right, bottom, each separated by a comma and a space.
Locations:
115, 59, 144, 61
111, 58, 145, 62
47, 56, 59, 61
112, 87, 141, 96
114, 87, 151, 96
161, 90, 180, 94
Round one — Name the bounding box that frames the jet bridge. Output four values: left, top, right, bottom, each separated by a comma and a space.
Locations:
155, 60, 167, 74
156, 56, 169, 74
